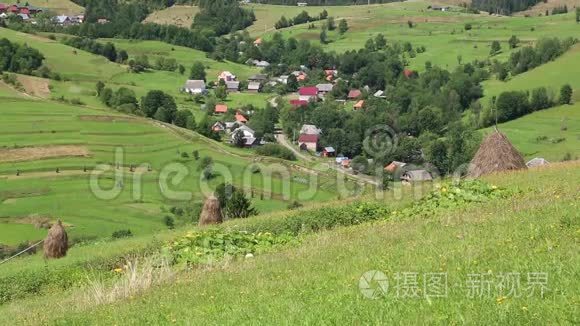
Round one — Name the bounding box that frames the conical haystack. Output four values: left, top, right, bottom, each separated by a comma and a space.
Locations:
43, 220, 68, 259
468, 130, 527, 178
198, 196, 223, 226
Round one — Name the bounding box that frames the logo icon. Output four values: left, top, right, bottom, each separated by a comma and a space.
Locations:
359, 270, 389, 299
363, 125, 398, 159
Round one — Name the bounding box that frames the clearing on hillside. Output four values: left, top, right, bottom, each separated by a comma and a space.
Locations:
144, 5, 199, 27
16, 75, 51, 98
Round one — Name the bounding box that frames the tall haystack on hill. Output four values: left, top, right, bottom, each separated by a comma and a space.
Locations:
198, 196, 223, 226
43, 220, 68, 259
468, 130, 527, 178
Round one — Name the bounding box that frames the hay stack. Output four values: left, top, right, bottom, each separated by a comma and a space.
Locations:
198, 196, 223, 226
468, 130, 527, 178
43, 220, 68, 259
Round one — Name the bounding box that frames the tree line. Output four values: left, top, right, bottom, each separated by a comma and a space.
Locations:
479, 84, 573, 126
470, 0, 542, 15
0, 38, 60, 79
63, 37, 128, 63
275, 9, 328, 29
492, 37, 577, 80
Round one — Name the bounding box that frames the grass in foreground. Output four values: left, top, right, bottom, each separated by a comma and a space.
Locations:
1, 162, 578, 324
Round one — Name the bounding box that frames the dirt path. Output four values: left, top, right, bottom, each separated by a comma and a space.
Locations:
275, 134, 379, 186
275, 134, 315, 162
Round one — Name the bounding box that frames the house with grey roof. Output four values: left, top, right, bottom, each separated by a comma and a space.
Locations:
182, 80, 207, 95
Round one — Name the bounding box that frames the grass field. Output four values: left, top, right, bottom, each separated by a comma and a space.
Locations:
483, 103, 580, 162
27, 0, 84, 14
482, 44, 580, 103
0, 96, 339, 245
146, 2, 580, 71
0, 162, 578, 324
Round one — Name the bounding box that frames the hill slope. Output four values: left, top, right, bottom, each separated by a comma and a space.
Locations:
0, 162, 578, 324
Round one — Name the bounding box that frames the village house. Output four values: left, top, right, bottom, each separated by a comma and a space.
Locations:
248, 74, 268, 82
183, 80, 207, 94
316, 83, 333, 96
401, 170, 433, 184
212, 121, 226, 132
0, 12, 6, 18
278, 75, 289, 84
384, 161, 407, 173
297, 2, 308, 6
255, 60, 270, 68
253, 38, 262, 46
298, 134, 318, 151
235, 112, 248, 124
300, 124, 321, 136
247, 81, 262, 93
374, 90, 386, 98
430, 5, 450, 11
353, 100, 365, 110
403, 69, 416, 78
289, 99, 308, 108
218, 71, 236, 82
348, 89, 362, 100
298, 86, 318, 102
214, 104, 228, 114
322, 147, 336, 157
292, 71, 308, 82
231, 125, 257, 147
17, 12, 29, 20
97, 17, 110, 24
225, 81, 240, 92
0, 4, 7, 13
54, 15, 72, 26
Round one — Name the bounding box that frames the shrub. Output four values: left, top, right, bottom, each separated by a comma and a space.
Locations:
255, 144, 296, 161
164, 216, 175, 229
112, 229, 133, 239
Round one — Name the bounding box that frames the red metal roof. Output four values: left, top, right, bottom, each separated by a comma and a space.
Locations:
289, 99, 308, 107
298, 134, 318, 143
214, 104, 228, 113
348, 89, 362, 99
235, 112, 247, 123
299, 86, 318, 96
403, 69, 415, 78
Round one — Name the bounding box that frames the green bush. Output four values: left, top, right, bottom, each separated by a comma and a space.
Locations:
112, 229, 133, 239
255, 144, 296, 161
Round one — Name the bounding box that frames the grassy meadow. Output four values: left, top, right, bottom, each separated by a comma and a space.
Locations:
0, 162, 578, 324
145, 2, 580, 72
27, 0, 83, 14
0, 96, 339, 245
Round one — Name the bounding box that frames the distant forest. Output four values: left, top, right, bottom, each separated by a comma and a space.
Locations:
470, 0, 543, 15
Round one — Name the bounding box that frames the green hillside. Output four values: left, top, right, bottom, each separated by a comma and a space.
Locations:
0, 162, 578, 324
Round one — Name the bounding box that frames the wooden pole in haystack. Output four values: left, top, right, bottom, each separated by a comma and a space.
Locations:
43, 220, 68, 259
198, 196, 223, 226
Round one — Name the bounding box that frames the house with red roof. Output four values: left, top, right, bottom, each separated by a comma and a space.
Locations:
353, 100, 365, 110
19, 7, 29, 15
0, 4, 7, 13
298, 86, 318, 102
348, 89, 362, 99
289, 99, 308, 108
214, 104, 228, 114
403, 69, 416, 78
8, 4, 18, 13
298, 134, 318, 151
235, 112, 247, 123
